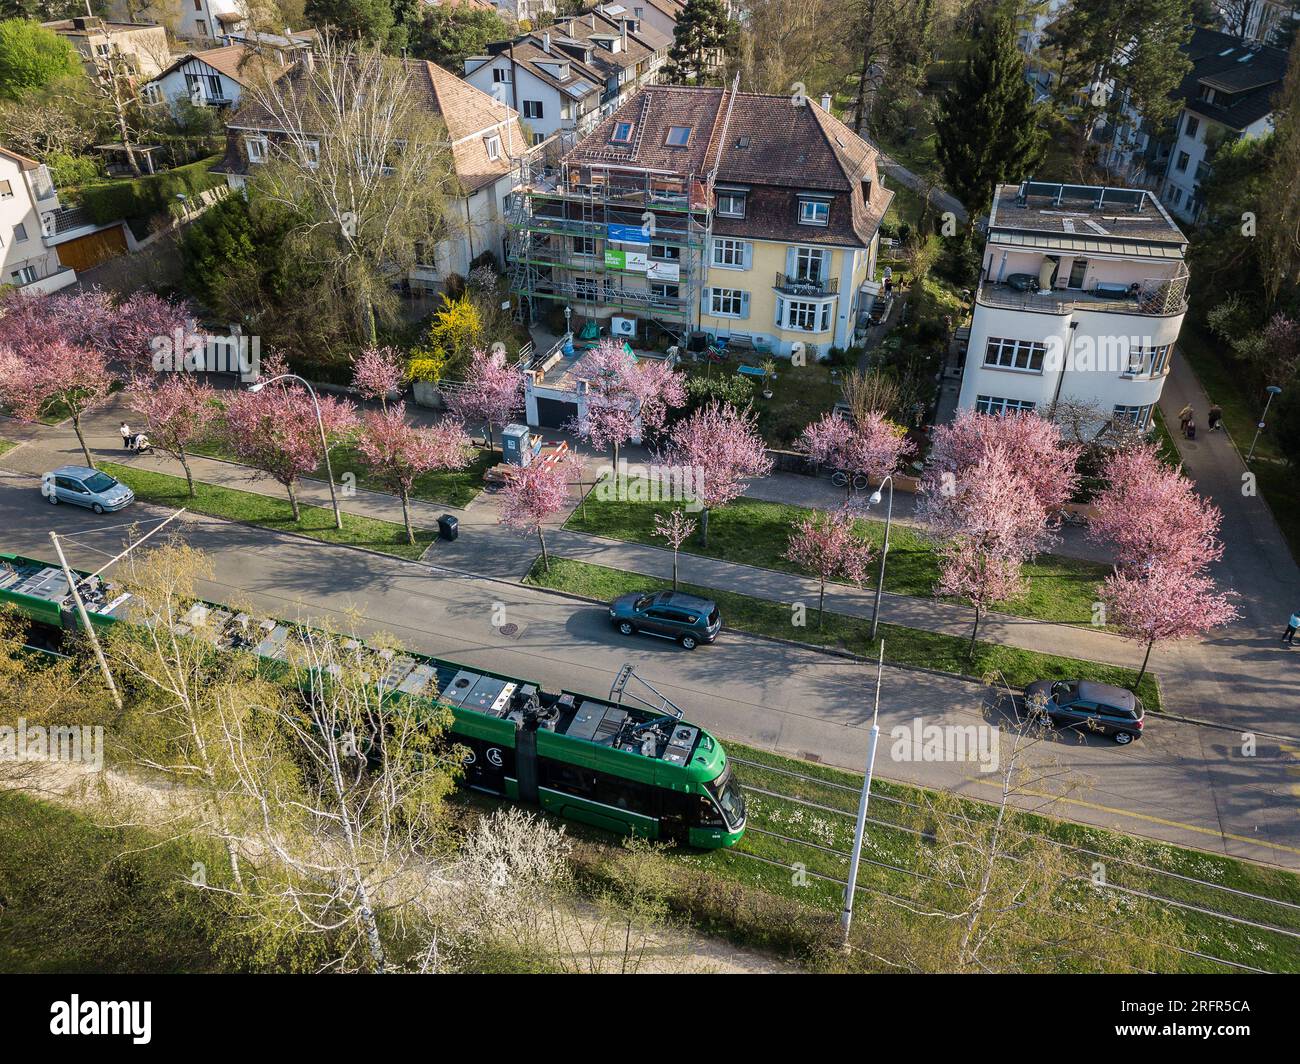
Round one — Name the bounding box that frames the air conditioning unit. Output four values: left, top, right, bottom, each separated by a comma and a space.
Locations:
610, 315, 636, 338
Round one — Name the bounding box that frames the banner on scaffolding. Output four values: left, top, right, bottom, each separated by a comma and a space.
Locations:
605, 248, 648, 272
606, 223, 650, 245
646, 260, 679, 282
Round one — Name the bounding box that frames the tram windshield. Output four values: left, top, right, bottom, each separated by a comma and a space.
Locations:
706, 765, 746, 829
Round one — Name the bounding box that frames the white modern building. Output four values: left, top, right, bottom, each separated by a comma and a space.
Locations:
1158, 27, 1288, 223
0, 147, 77, 295
463, 10, 672, 142
956, 182, 1189, 432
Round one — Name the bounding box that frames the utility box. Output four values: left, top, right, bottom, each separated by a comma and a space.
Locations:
500, 423, 538, 467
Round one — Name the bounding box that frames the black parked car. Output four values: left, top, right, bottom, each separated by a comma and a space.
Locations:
1023, 679, 1145, 744
608, 591, 721, 650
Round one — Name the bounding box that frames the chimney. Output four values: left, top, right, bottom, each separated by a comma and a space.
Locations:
820, 92, 832, 112
591, 13, 597, 28
621, 21, 628, 48
543, 32, 551, 53
301, 49, 314, 72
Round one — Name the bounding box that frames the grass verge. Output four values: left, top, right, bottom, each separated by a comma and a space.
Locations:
564, 480, 1113, 627
523, 555, 1162, 710
101, 462, 436, 561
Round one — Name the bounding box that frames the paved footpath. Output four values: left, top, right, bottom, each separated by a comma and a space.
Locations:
4, 388, 1299, 735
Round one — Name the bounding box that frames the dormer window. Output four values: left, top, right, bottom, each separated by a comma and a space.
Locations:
301, 140, 319, 168
797, 196, 830, 226
485, 135, 502, 160
246, 136, 268, 163
611, 121, 634, 143
665, 125, 691, 147
716, 190, 746, 218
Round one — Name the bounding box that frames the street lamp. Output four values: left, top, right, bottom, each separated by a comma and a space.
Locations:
865, 474, 894, 641
841, 639, 884, 947
1247, 385, 1283, 463
249, 373, 343, 530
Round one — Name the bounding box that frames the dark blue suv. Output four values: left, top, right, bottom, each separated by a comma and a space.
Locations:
608, 591, 721, 650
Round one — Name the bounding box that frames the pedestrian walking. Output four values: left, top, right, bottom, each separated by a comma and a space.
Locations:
1178, 404, 1193, 433
1208, 403, 1223, 431
120, 422, 132, 449
1285, 611, 1300, 646
1184, 416, 1197, 440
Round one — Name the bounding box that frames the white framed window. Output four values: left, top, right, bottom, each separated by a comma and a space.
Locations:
665, 125, 691, 146
650, 241, 680, 262
716, 190, 746, 218
523, 100, 543, 120
141, 83, 162, 105
1123, 343, 1172, 377
1114, 404, 1153, 428
485, 135, 501, 161
710, 288, 745, 317
245, 136, 267, 163
11, 265, 38, 285
1185, 115, 1199, 138
650, 282, 679, 304
798, 198, 830, 226
492, 67, 511, 83
711, 238, 747, 269
975, 395, 1036, 416
13, 222, 28, 242
301, 140, 320, 168
531, 132, 545, 146
794, 246, 827, 282
983, 337, 1046, 372
783, 298, 831, 331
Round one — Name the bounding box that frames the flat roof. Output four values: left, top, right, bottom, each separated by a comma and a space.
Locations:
989, 182, 1187, 250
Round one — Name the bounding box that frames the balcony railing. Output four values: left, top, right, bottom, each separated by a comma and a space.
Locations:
774, 272, 838, 296
976, 264, 1188, 317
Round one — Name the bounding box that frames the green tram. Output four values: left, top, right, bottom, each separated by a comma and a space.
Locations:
0, 553, 746, 848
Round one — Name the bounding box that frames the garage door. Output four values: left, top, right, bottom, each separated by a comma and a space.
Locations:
55, 226, 129, 273
535, 397, 577, 429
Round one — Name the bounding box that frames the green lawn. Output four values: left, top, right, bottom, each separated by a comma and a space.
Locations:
684, 361, 844, 449
101, 462, 436, 561
0, 439, 15, 458
564, 481, 1112, 626
524, 556, 1162, 710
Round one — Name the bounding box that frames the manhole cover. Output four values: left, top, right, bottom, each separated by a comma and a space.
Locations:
497, 623, 519, 637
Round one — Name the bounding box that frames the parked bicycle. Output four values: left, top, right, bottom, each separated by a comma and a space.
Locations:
830, 469, 871, 492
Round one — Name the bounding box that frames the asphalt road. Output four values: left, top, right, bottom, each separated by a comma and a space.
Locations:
3, 470, 1297, 869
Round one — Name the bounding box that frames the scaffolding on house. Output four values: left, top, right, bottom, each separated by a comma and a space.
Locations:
505, 127, 718, 345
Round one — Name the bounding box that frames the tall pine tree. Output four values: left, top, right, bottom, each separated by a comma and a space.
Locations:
663, 0, 729, 85
934, 12, 1047, 218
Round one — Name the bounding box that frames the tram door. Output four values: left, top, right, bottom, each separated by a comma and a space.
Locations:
461, 736, 513, 795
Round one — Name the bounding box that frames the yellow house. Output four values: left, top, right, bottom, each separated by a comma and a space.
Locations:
509, 84, 892, 359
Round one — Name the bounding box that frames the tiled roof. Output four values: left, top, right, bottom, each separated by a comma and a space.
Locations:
1174, 26, 1288, 131
152, 44, 291, 88
569, 85, 891, 247
477, 9, 668, 95
218, 57, 525, 192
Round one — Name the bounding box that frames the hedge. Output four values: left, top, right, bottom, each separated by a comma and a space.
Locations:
78, 154, 225, 226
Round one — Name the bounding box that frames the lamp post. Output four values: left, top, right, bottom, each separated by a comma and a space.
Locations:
866, 474, 894, 641
248, 373, 343, 530
1247, 385, 1283, 463
841, 638, 884, 947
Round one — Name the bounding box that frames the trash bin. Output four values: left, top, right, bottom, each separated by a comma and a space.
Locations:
437, 514, 458, 542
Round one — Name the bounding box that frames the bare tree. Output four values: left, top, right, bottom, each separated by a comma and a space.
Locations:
841, 367, 901, 424
243, 37, 461, 345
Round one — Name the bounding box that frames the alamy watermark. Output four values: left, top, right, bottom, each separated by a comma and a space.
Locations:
150, 328, 260, 377
889, 717, 1000, 774
593, 459, 704, 512
0, 717, 104, 770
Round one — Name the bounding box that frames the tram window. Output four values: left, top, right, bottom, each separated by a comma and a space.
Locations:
542, 762, 595, 797
595, 776, 652, 814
